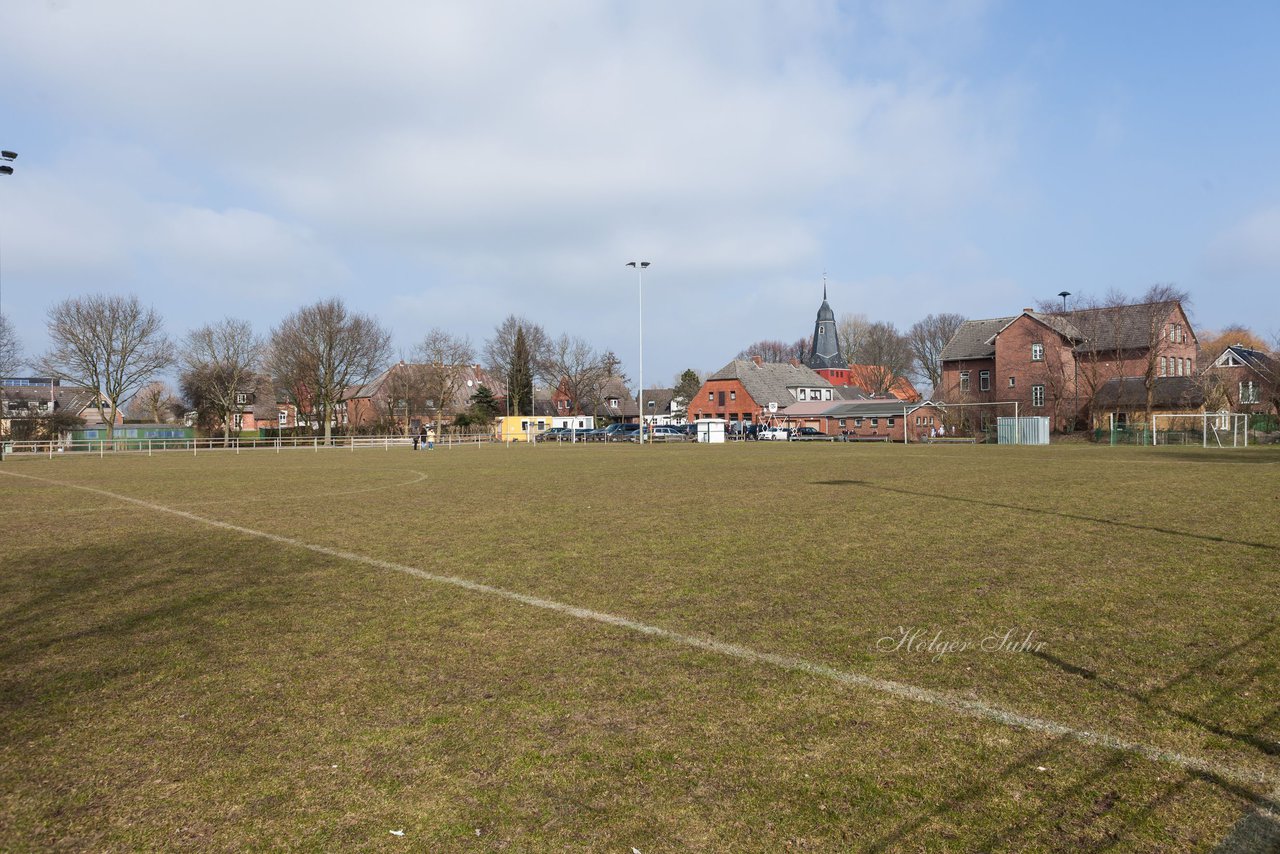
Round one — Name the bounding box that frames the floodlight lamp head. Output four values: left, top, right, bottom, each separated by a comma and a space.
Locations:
0, 165, 12, 176
0, 151, 16, 161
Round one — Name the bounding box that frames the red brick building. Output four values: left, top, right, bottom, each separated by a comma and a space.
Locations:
1204, 345, 1278, 417
685, 357, 834, 428
940, 301, 1198, 431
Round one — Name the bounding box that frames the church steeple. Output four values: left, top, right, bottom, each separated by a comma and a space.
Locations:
806, 280, 843, 371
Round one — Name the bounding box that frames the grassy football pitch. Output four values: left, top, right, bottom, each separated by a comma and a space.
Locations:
1, 441, 1278, 851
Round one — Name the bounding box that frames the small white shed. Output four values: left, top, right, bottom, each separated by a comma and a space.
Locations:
696, 419, 727, 444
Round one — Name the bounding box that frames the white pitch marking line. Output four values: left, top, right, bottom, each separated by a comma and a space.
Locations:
4, 468, 1277, 793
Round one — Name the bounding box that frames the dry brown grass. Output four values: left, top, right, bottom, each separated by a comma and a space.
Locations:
2, 441, 1278, 850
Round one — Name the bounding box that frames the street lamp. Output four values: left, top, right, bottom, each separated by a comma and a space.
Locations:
626, 261, 650, 444
0, 150, 15, 463
1058, 290, 1071, 312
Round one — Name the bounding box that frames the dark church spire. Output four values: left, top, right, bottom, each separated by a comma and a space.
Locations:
806, 280, 843, 370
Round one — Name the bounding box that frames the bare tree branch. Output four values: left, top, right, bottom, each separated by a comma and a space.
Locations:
268, 298, 392, 444
39, 294, 174, 439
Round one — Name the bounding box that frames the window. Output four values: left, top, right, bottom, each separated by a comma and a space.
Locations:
1241, 381, 1260, 404
235, 392, 248, 405
824, 389, 832, 400
854, 418, 862, 427
1160, 356, 1167, 377
1032, 384, 1045, 407
708, 391, 714, 401
839, 419, 847, 428
233, 413, 244, 430
1008, 376, 1016, 388
870, 418, 878, 428
717, 391, 725, 406
278, 410, 287, 426
798, 389, 807, 401
648, 400, 656, 408
1175, 358, 1182, 377
959, 371, 970, 392
729, 390, 736, 401
979, 371, 991, 392
1031, 343, 1044, 361
887, 418, 895, 427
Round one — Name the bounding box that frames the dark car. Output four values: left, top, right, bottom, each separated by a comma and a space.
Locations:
792, 426, 828, 439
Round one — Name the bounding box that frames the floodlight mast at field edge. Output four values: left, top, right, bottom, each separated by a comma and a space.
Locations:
0, 149, 17, 464
626, 261, 650, 444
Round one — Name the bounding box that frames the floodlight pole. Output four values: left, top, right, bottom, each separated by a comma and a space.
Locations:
626, 261, 650, 444
0, 150, 16, 463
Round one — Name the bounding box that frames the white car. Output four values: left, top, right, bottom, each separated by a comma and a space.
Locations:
758, 427, 790, 441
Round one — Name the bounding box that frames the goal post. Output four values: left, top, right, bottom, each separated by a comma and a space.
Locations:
1150, 412, 1248, 447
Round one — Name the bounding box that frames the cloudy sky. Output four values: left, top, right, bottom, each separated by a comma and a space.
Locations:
2, 0, 1278, 386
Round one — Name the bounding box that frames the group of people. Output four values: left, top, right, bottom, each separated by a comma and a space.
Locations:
411, 427, 434, 451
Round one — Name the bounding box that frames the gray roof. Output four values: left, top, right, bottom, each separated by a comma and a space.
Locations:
708, 359, 832, 408
940, 317, 1017, 361
823, 399, 941, 418
638, 387, 675, 414
1214, 345, 1277, 375
1094, 376, 1204, 410
2, 379, 101, 418
943, 302, 1189, 362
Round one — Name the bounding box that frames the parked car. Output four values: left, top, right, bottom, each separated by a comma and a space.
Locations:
633, 425, 686, 442
537, 427, 573, 441
791, 426, 829, 439
758, 427, 790, 441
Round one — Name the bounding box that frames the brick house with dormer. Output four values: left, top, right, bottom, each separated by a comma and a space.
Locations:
685, 357, 834, 428
940, 300, 1198, 431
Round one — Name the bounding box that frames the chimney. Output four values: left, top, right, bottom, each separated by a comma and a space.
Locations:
751, 355, 763, 367
1022, 307, 1033, 313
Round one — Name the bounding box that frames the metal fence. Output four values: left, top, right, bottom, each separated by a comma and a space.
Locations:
2, 433, 500, 458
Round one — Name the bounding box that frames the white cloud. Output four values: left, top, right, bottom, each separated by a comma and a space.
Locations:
0, 0, 1018, 378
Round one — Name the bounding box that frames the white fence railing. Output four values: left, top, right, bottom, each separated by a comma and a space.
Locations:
1, 433, 499, 458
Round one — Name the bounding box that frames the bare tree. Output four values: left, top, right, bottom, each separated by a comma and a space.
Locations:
180, 318, 263, 440
126, 380, 184, 423
837, 313, 871, 364
1133, 284, 1193, 427
39, 294, 174, 439
416, 329, 476, 435
907, 313, 966, 394
378, 361, 432, 434
484, 315, 548, 414
268, 298, 392, 444
0, 313, 21, 378
545, 334, 611, 417
736, 338, 809, 363
851, 322, 914, 395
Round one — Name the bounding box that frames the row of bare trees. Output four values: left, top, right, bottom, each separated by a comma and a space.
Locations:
7, 294, 641, 442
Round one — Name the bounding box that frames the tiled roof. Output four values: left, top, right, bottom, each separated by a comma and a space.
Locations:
846, 364, 921, 401
708, 359, 832, 408
823, 399, 941, 418
638, 387, 675, 415
940, 317, 1017, 361
1093, 376, 1204, 410
1213, 345, 1277, 375
944, 303, 1189, 362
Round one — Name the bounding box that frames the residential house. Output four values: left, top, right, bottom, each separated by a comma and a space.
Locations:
1204, 345, 1277, 418
685, 357, 834, 428
1, 377, 121, 439
344, 362, 506, 433
636, 387, 679, 426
